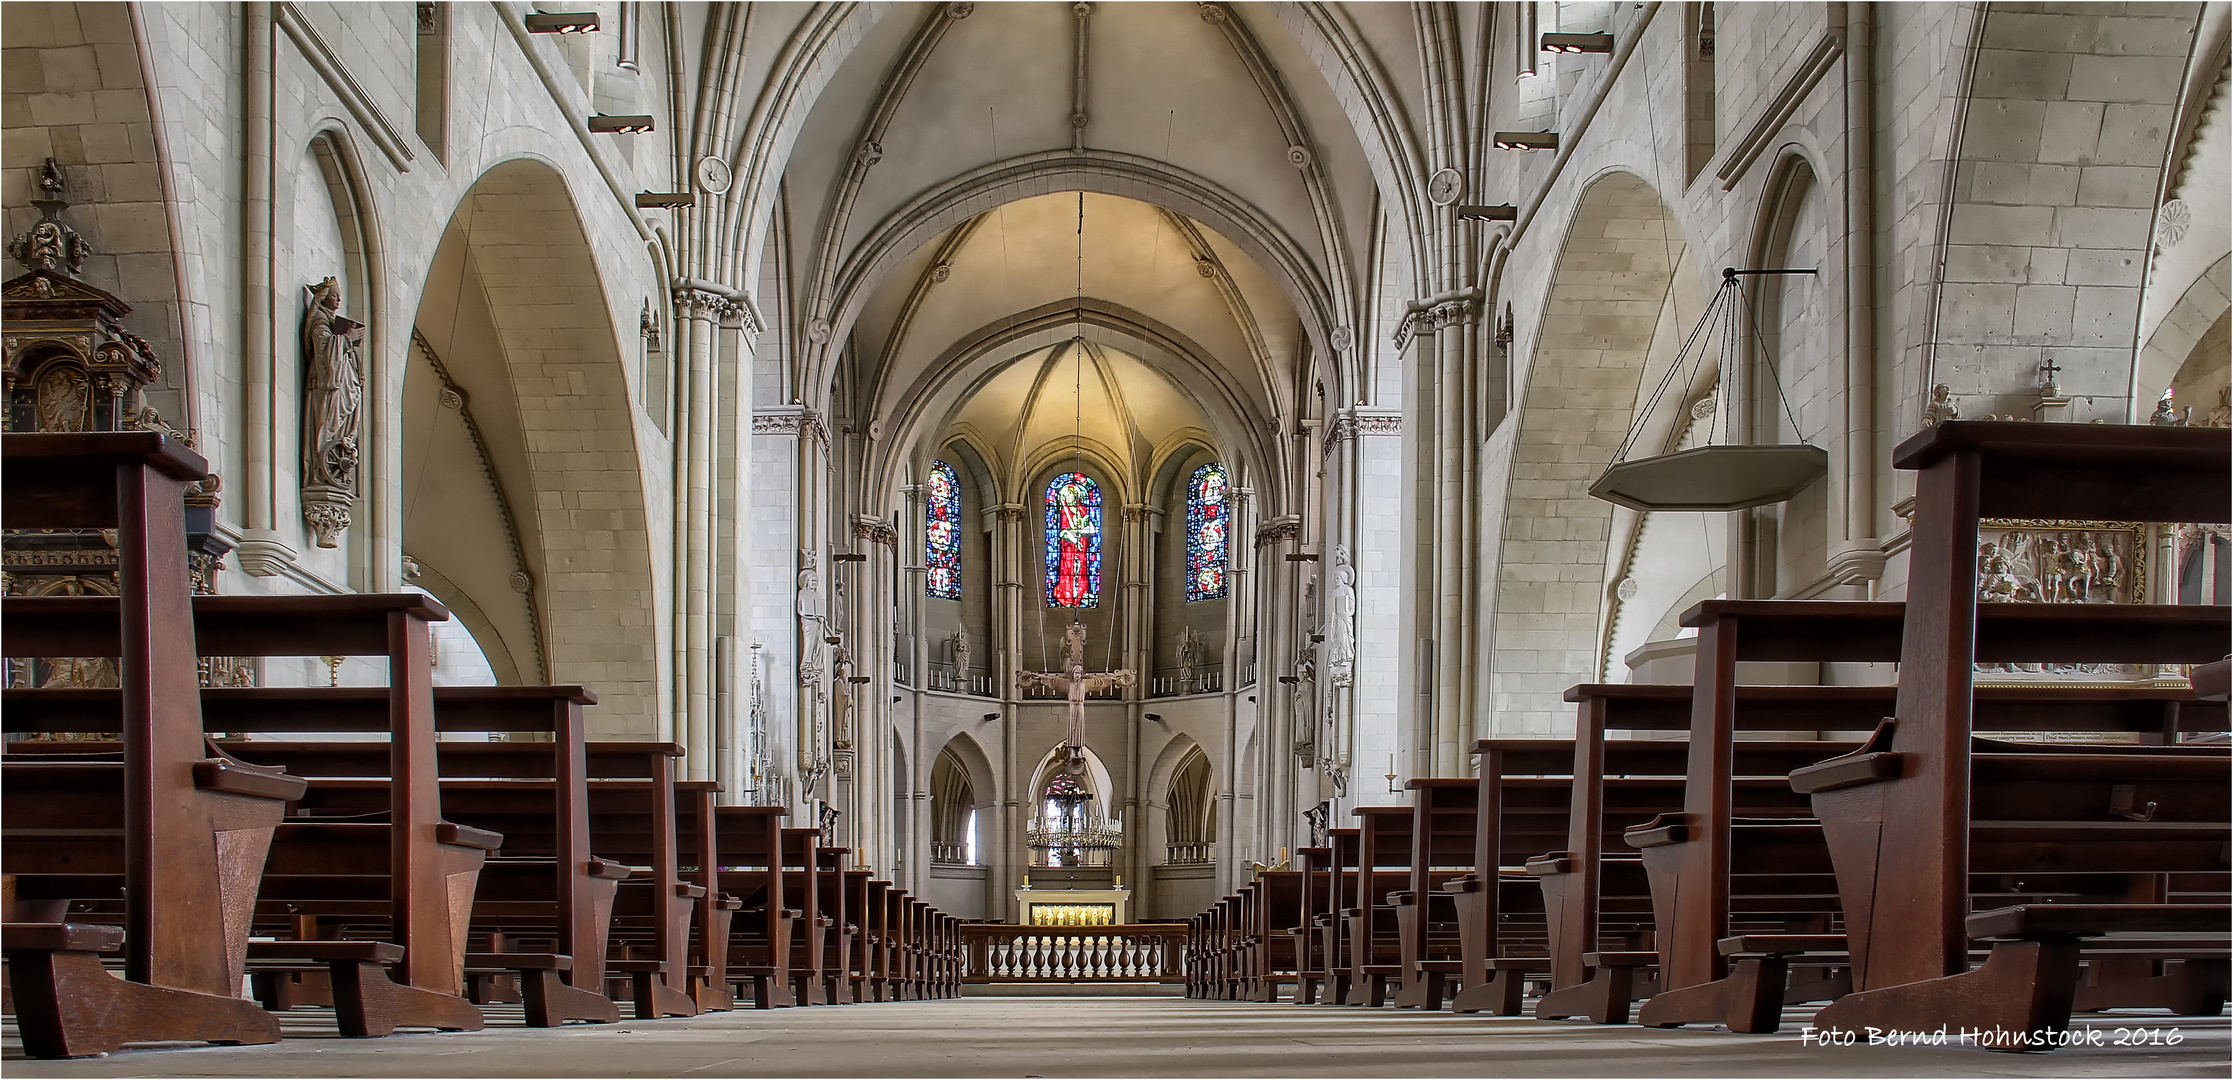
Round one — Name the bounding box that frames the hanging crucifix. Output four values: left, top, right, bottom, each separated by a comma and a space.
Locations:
1018, 620, 1134, 772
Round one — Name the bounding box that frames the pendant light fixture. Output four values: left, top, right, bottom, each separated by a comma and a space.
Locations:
1589, 267, 1828, 513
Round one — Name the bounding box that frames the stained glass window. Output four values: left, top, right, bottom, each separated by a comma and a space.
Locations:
925, 460, 961, 600
1185, 462, 1230, 601
1043, 471, 1103, 607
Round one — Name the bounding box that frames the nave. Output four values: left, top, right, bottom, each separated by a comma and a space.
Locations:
6, 996, 2228, 1079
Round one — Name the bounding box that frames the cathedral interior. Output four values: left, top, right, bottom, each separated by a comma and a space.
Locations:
2, 0, 2229, 1073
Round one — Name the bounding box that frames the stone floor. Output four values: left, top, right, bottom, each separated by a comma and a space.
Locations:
5, 997, 2227, 1078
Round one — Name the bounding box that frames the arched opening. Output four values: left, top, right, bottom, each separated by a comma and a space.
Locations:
929, 746, 979, 867
1490, 171, 1696, 732
1162, 746, 1215, 867
407, 159, 665, 738
1749, 157, 1834, 598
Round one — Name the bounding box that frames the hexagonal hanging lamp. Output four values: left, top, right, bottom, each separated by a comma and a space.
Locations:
1589, 443, 1828, 512
1589, 267, 1828, 513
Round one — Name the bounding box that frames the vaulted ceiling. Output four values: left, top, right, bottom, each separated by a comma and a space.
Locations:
766, 1, 1397, 507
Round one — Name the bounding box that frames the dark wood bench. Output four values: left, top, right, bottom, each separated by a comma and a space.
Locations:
1, 432, 301, 1058
1796, 420, 2231, 1047
7, 587, 489, 1040
1391, 777, 1519, 1011
149, 686, 628, 1028
709, 805, 796, 1007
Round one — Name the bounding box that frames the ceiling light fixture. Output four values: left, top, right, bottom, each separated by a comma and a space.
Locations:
1455, 204, 1519, 221
634, 192, 694, 209
1541, 31, 1614, 54
588, 114, 655, 134
1493, 131, 1559, 151
525, 11, 599, 34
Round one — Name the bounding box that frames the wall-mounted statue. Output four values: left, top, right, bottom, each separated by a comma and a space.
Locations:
301, 277, 364, 547
949, 625, 972, 679
1324, 544, 1357, 687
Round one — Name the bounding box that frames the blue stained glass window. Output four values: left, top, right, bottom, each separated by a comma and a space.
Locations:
925, 461, 962, 600
1043, 472, 1103, 607
1185, 462, 1230, 601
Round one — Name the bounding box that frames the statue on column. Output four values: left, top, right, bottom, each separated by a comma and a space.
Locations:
301, 276, 364, 548
797, 549, 831, 786
1325, 544, 1357, 687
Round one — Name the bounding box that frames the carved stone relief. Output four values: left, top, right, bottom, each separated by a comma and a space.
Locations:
1976, 520, 2148, 680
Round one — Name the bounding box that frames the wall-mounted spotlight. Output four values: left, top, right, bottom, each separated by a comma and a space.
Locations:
525, 11, 600, 34
1541, 31, 1614, 54
832, 552, 868, 563
635, 192, 695, 209
849, 676, 872, 685
1493, 131, 1559, 151
1284, 553, 1319, 562
982, 713, 1001, 723
1144, 714, 1163, 724
588, 114, 655, 134
1277, 676, 1299, 685
1455, 204, 1519, 221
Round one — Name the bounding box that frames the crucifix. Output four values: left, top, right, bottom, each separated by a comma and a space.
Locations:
2039, 357, 2063, 392
1017, 620, 1134, 772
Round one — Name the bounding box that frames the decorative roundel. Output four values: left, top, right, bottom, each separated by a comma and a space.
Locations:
2157, 199, 2191, 249
694, 156, 733, 194
1690, 394, 1719, 421
1427, 168, 1465, 206
1328, 325, 1355, 353
1615, 576, 1639, 601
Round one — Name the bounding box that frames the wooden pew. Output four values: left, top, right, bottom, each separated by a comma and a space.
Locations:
813, 843, 855, 1004
1798, 421, 2230, 1044
1441, 741, 1584, 1015
674, 785, 741, 1012
1285, 845, 1333, 1004
2, 432, 300, 1058
781, 827, 829, 1004
1333, 810, 1415, 1006
148, 686, 628, 1028
710, 805, 795, 1007
841, 867, 875, 1003
1521, 679, 2216, 1027
582, 759, 706, 1020
6, 587, 489, 1039
860, 878, 894, 1001
1388, 778, 1489, 1009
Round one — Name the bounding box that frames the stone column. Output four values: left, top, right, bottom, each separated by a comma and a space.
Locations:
674, 287, 727, 778
1343, 406, 1406, 809
747, 405, 805, 808
1119, 502, 1154, 899
992, 503, 1028, 920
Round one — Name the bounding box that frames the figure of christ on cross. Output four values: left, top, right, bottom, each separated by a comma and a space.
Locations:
1018, 621, 1135, 772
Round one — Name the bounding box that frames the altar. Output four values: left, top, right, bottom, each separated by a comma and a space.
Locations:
1015, 881, 1133, 925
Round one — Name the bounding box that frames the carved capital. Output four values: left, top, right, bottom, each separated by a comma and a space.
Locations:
852, 515, 897, 548
1253, 516, 1301, 549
